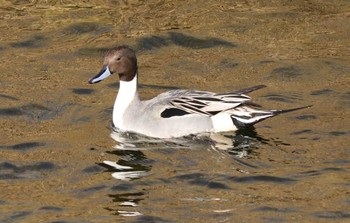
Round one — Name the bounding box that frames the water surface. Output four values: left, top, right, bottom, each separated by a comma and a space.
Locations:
0, 1, 349, 222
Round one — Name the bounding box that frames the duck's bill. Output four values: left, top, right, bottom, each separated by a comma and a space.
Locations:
88, 66, 111, 84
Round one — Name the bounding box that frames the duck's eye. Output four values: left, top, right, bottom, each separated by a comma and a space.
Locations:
116, 57, 121, 61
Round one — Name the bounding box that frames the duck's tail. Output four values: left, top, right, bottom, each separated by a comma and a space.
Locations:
230, 105, 312, 129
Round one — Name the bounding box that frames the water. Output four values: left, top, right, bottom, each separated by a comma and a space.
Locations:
1, 1, 349, 222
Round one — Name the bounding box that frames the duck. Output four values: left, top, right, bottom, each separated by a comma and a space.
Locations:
89, 45, 310, 138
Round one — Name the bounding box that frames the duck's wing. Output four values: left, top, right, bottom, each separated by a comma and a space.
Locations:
153, 89, 254, 118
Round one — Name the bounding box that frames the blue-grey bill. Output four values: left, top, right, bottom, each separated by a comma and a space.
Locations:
88, 66, 111, 84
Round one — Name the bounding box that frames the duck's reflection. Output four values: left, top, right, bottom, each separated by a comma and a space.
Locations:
101, 127, 274, 217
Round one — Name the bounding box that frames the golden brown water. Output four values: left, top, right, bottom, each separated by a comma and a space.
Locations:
1, 0, 349, 222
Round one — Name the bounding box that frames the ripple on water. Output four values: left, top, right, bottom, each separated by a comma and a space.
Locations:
1, 211, 32, 222
128, 215, 171, 223
75, 185, 107, 197
228, 175, 296, 184
137, 32, 236, 50
310, 88, 334, 96
0, 161, 56, 180
10, 35, 46, 48
81, 165, 104, 173
175, 173, 231, 189
294, 115, 317, 120
269, 65, 303, 81
71, 88, 95, 95
295, 166, 346, 178
0, 142, 46, 151
38, 206, 63, 212
62, 22, 110, 35
262, 93, 301, 103
329, 131, 348, 136
0, 94, 19, 101
252, 206, 298, 213
313, 211, 350, 219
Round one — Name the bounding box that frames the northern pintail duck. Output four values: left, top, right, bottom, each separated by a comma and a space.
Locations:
89, 45, 310, 138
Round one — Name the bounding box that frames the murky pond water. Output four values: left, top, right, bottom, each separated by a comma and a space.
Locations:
1, 0, 349, 222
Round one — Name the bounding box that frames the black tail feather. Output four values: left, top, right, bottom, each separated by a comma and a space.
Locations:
231, 105, 312, 129
272, 105, 313, 115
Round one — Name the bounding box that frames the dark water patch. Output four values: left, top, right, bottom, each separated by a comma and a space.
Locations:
292, 148, 308, 154
175, 173, 230, 189
313, 211, 350, 219
70, 116, 90, 124
0, 161, 56, 180
71, 88, 94, 95
111, 183, 135, 191
262, 94, 298, 103
0, 103, 56, 120
294, 115, 317, 120
0, 94, 18, 101
291, 129, 313, 135
264, 11, 300, 18
130, 215, 171, 223
138, 35, 169, 50
5, 101, 88, 122
24, 162, 56, 171
63, 22, 109, 35
341, 92, 350, 107
107, 82, 119, 88
341, 92, 350, 100
261, 217, 284, 223
321, 167, 345, 172
310, 88, 334, 96
97, 107, 113, 122
269, 66, 302, 80
0, 107, 23, 116
329, 131, 347, 136
0, 142, 45, 151
168, 32, 236, 49
39, 206, 63, 212
82, 165, 104, 173
323, 60, 350, 74
50, 221, 83, 223
137, 32, 236, 50
253, 206, 297, 213
325, 159, 350, 165
298, 170, 321, 177
77, 47, 110, 56
7, 211, 32, 221
229, 175, 296, 184
297, 167, 347, 178
259, 60, 275, 64
220, 58, 239, 68
207, 181, 230, 189
77, 185, 107, 195
10, 35, 46, 48
21, 103, 52, 120
0, 174, 21, 180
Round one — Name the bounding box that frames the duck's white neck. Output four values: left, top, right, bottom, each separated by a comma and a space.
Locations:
113, 73, 139, 128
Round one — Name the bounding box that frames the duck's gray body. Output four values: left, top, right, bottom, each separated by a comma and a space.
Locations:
89, 45, 310, 138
